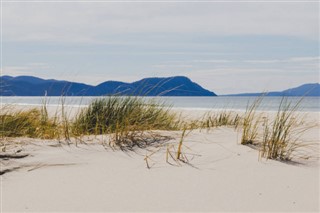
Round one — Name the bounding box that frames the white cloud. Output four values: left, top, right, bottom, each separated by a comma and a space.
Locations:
3, 2, 319, 43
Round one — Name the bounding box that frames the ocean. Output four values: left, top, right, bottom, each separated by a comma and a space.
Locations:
1, 96, 319, 112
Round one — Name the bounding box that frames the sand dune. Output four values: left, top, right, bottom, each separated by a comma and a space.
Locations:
1, 124, 319, 212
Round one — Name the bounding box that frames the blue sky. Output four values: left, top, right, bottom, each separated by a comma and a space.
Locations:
1, 1, 319, 95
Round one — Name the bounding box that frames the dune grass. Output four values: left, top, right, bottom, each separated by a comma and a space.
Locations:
259, 97, 316, 161
0, 96, 180, 151
238, 96, 317, 162
73, 97, 178, 134
1, 95, 317, 163
0, 106, 58, 139
199, 111, 240, 130
240, 97, 263, 145
0, 97, 242, 143
72, 96, 180, 150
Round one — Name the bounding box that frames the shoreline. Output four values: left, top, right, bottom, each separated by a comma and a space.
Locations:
3, 103, 320, 112
3, 103, 320, 115
1, 95, 320, 113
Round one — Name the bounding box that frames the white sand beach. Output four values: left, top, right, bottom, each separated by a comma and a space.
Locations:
1, 109, 319, 212
2, 0, 319, 211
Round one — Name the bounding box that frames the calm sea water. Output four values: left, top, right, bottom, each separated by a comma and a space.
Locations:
1, 96, 319, 112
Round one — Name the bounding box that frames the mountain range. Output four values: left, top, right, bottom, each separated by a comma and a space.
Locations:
0, 75, 319, 96
226, 83, 320, 97
0, 75, 216, 96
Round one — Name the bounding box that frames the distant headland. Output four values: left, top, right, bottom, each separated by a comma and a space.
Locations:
0, 75, 216, 96
225, 83, 320, 97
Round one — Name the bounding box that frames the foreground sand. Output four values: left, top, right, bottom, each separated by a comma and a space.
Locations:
1, 127, 319, 212
1, 108, 319, 212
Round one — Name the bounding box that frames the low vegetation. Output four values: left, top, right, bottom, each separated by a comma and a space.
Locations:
240, 96, 318, 161
72, 97, 179, 150
259, 98, 317, 161
0, 106, 58, 139
241, 97, 263, 145
199, 111, 240, 130
0, 95, 317, 164
73, 97, 178, 134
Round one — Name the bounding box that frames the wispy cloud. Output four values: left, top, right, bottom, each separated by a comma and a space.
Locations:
1, 63, 50, 76
244, 59, 282, 64
244, 56, 320, 64
192, 59, 232, 63
188, 68, 286, 76
3, 2, 319, 43
185, 67, 319, 95
287, 56, 320, 62
152, 64, 193, 69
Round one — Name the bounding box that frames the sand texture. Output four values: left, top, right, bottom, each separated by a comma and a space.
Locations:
1, 125, 319, 212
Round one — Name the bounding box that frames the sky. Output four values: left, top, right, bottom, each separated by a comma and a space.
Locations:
1, 0, 319, 95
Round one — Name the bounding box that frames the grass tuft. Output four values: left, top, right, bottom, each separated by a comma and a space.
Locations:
0, 106, 58, 139
259, 97, 315, 161
201, 111, 240, 130
241, 97, 263, 145
72, 96, 179, 150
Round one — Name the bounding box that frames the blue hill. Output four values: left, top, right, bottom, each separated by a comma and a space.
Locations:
0, 75, 216, 96
227, 83, 320, 97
